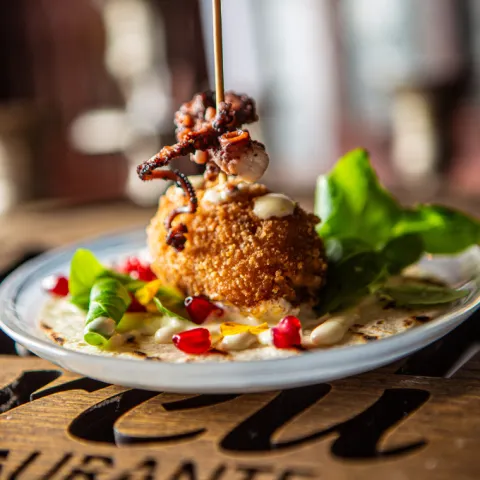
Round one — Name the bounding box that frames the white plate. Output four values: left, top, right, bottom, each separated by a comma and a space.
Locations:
0, 229, 479, 393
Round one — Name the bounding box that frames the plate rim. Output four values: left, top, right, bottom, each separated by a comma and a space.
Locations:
0, 228, 479, 392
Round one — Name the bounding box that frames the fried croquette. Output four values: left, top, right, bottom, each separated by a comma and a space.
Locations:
147, 177, 327, 310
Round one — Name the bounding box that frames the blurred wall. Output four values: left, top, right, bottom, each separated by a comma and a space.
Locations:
200, 0, 338, 194
0, 0, 207, 207
0, 0, 479, 209
0, 0, 126, 204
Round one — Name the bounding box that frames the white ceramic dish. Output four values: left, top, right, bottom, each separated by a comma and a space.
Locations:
0, 229, 479, 393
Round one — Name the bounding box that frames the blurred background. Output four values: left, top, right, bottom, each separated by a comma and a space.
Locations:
0, 0, 479, 215
1, 0, 480, 359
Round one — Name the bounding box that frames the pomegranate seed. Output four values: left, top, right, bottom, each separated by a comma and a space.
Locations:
184, 296, 223, 325
172, 328, 211, 354
42, 275, 69, 297
272, 316, 302, 349
127, 294, 147, 313
119, 257, 156, 282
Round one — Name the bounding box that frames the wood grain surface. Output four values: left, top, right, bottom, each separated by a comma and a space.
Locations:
0, 353, 479, 480
0, 201, 479, 479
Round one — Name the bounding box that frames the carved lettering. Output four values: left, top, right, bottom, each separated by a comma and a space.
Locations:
31, 378, 108, 401
207, 464, 228, 480
236, 465, 273, 480
330, 388, 429, 458
221, 384, 331, 451
0, 371, 62, 414
118, 394, 239, 445
68, 389, 159, 444
64, 455, 114, 480
42, 453, 74, 479
221, 387, 429, 459
69, 392, 238, 446
165, 462, 255, 480
0, 449, 321, 480
2, 454, 322, 480
0, 449, 9, 476
7, 451, 40, 480
0, 368, 433, 469
168, 461, 197, 480
113, 458, 158, 480
276, 469, 317, 480
1, 451, 77, 480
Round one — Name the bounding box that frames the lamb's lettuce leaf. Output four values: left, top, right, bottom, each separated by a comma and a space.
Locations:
377, 283, 468, 307
316, 149, 480, 254
380, 234, 424, 275
315, 250, 385, 316
69, 249, 108, 309
314, 149, 479, 315
69, 249, 185, 317
393, 205, 480, 254
316, 149, 401, 248
84, 277, 132, 346
153, 297, 189, 322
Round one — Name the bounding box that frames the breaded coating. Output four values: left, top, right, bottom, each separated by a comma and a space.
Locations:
148, 178, 327, 309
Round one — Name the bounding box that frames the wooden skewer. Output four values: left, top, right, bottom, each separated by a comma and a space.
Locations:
212, 0, 225, 107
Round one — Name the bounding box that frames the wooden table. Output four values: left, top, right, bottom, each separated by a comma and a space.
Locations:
0, 200, 479, 480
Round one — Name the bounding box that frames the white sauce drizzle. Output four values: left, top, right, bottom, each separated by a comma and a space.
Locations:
253, 193, 295, 220
217, 331, 257, 351
108, 333, 128, 349
188, 175, 205, 189
310, 312, 359, 346
257, 328, 273, 346
138, 317, 163, 335
154, 318, 192, 344
84, 317, 116, 337
41, 278, 442, 357
202, 186, 239, 205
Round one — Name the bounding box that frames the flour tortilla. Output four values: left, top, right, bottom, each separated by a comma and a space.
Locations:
39, 293, 446, 363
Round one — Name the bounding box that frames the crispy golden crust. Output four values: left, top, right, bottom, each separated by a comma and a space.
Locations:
148, 180, 327, 309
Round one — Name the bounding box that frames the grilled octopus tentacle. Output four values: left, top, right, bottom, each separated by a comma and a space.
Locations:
148, 169, 197, 251
136, 91, 265, 250
137, 142, 195, 181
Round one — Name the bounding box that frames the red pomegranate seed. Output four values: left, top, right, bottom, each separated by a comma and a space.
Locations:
119, 257, 156, 282
272, 316, 302, 349
172, 328, 211, 354
42, 275, 69, 297
127, 294, 147, 313
184, 296, 223, 325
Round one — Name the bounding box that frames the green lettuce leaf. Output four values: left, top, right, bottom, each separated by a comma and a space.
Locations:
324, 237, 372, 264
69, 249, 107, 309
377, 283, 468, 307
69, 249, 107, 296
156, 285, 185, 306
393, 205, 480, 254
315, 148, 401, 248
315, 149, 480, 256
116, 313, 152, 333
124, 280, 148, 292
84, 277, 132, 346
380, 234, 424, 275
69, 249, 150, 310
314, 148, 480, 315
153, 297, 189, 322
316, 251, 385, 316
